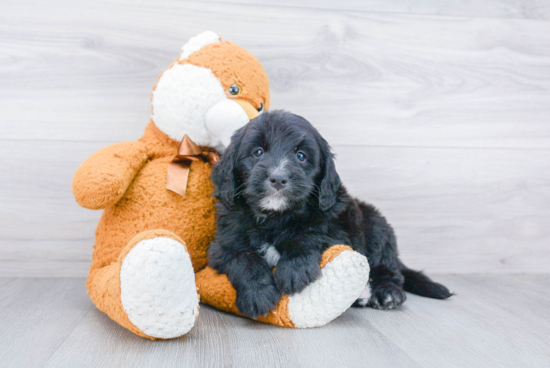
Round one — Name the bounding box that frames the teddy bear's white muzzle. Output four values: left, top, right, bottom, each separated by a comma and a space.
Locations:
205, 99, 259, 150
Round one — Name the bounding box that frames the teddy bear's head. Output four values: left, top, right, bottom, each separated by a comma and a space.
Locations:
151, 31, 270, 152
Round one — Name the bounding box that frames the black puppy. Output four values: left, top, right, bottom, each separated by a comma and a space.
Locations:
208, 110, 452, 318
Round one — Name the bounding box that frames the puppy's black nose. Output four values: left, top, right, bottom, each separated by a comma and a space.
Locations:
269, 173, 288, 191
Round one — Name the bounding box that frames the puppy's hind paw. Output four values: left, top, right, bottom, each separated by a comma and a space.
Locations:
368, 282, 406, 310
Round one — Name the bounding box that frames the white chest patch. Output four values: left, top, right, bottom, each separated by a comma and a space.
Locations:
260, 243, 281, 267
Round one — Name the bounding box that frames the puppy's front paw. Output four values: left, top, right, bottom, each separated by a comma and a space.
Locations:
368, 282, 406, 310
274, 257, 321, 295
236, 283, 281, 319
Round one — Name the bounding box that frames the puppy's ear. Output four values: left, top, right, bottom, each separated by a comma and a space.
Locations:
212, 127, 245, 207
318, 138, 341, 211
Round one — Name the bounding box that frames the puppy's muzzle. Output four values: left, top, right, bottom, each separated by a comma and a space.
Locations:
268, 172, 288, 191
259, 162, 291, 211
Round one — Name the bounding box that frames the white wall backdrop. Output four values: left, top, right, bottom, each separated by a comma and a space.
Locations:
1, 0, 549, 276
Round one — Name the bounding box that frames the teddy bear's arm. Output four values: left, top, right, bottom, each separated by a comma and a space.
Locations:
72, 141, 149, 210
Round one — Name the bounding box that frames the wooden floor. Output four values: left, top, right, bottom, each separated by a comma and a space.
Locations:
1, 274, 548, 367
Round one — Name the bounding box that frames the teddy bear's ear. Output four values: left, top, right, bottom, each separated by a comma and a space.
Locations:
178, 31, 221, 61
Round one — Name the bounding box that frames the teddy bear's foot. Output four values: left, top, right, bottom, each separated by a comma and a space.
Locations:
196, 245, 370, 328
120, 232, 199, 339
284, 245, 370, 328
87, 230, 199, 339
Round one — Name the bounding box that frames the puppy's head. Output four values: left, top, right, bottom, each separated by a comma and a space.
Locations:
212, 110, 341, 213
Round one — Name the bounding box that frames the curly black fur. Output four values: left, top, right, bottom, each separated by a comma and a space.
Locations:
208, 110, 452, 318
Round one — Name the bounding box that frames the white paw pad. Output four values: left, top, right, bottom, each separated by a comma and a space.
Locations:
287, 251, 370, 328
120, 237, 199, 338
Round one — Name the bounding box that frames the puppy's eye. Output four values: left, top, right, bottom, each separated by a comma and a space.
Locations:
257, 102, 264, 113
296, 151, 306, 162
253, 148, 264, 157
228, 84, 241, 96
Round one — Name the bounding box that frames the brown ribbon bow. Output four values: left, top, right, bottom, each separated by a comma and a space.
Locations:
166, 134, 220, 197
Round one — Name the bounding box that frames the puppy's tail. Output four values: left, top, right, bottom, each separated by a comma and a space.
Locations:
400, 263, 453, 299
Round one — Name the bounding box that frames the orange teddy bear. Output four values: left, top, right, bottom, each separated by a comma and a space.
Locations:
73, 32, 370, 340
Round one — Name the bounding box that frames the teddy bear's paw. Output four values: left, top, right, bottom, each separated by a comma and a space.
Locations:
287, 249, 370, 328
120, 236, 199, 339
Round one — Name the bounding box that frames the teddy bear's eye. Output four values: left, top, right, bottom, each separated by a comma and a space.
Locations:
257, 102, 264, 113
228, 84, 241, 96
